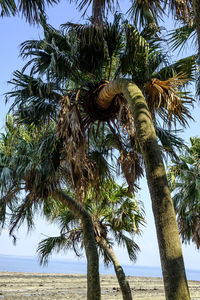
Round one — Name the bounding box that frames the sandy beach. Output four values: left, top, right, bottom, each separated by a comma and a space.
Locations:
0, 272, 199, 299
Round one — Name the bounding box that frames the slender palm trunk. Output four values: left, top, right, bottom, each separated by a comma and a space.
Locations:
51, 190, 101, 300
97, 79, 190, 300
98, 237, 132, 300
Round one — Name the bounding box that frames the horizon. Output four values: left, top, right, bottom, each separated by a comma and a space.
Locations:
0, 0, 200, 275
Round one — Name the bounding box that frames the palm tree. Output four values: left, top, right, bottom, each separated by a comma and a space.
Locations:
72, 0, 200, 73
0, 0, 60, 23
0, 118, 101, 300
168, 137, 200, 249
6, 16, 196, 299
37, 180, 145, 300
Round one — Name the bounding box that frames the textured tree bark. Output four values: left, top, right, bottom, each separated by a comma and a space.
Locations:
98, 79, 190, 300
92, 0, 104, 27
98, 237, 132, 300
51, 190, 101, 300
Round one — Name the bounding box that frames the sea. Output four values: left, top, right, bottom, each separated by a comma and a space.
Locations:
0, 254, 199, 281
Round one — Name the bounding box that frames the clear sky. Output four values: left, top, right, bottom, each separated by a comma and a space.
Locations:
0, 0, 199, 271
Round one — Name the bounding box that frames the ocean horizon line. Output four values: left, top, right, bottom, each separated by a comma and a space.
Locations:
0, 253, 199, 281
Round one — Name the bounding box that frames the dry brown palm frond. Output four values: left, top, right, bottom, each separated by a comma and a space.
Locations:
117, 102, 135, 137
57, 95, 98, 200
118, 150, 143, 193
193, 215, 200, 249
144, 74, 194, 127
168, 0, 192, 23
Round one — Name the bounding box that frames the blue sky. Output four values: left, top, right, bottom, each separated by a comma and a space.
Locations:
0, 0, 199, 271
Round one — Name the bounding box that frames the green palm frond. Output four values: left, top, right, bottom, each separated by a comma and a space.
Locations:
167, 137, 200, 248
9, 195, 35, 242
155, 55, 197, 82
114, 231, 140, 262
62, 21, 107, 78
156, 127, 185, 159
0, 0, 60, 23
6, 71, 61, 125
0, 0, 16, 16
128, 0, 164, 28
120, 24, 149, 85
37, 235, 68, 265
168, 23, 196, 53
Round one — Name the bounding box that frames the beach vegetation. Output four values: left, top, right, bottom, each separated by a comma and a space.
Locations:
0, 117, 101, 300
1, 7, 197, 299
168, 137, 200, 249
38, 180, 145, 300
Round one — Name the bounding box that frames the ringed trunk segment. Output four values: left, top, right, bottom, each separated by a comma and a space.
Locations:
98, 237, 132, 300
98, 79, 190, 300
51, 190, 101, 300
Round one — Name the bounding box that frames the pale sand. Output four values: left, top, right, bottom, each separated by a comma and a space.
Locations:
0, 272, 199, 299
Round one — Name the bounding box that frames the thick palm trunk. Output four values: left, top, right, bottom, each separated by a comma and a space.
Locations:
97, 79, 190, 300
51, 190, 101, 300
98, 237, 132, 300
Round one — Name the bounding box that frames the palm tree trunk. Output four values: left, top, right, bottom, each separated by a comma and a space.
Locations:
51, 190, 101, 300
97, 237, 132, 300
92, 0, 104, 27
97, 79, 190, 300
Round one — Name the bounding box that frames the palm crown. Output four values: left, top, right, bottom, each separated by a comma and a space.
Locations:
37, 179, 145, 265
5, 16, 196, 196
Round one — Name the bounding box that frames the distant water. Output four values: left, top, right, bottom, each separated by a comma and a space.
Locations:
0, 254, 199, 281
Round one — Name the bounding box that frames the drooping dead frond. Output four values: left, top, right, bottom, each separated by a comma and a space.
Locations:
145, 74, 194, 127
57, 95, 98, 200
117, 103, 135, 137
192, 215, 200, 248
118, 150, 143, 193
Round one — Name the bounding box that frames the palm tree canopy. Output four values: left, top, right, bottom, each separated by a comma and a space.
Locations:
0, 116, 64, 239
5, 16, 196, 196
0, 0, 60, 23
168, 137, 200, 248
37, 179, 145, 265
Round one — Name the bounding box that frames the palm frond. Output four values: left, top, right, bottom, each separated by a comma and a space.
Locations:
1, 0, 59, 23
145, 74, 194, 128
168, 23, 196, 53
37, 235, 68, 265
128, 0, 164, 28
155, 55, 197, 82
120, 24, 149, 85
6, 71, 61, 125
166, 0, 192, 23
156, 127, 185, 159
